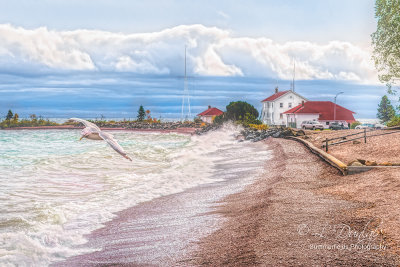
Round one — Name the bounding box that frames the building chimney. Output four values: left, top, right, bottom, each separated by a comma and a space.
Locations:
208, 105, 211, 109
301, 100, 305, 107
275, 87, 279, 94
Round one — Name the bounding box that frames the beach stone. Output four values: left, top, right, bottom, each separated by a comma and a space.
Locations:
357, 159, 366, 165
365, 160, 377, 166
272, 132, 281, 138
353, 140, 361, 144
302, 135, 310, 139
349, 160, 363, 166
295, 130, 305, 136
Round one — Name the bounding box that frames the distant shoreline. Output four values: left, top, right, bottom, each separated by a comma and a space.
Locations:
1, 125, 197, 135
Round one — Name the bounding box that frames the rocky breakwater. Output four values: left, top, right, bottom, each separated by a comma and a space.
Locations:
238, 127, 306, 142
195, 124, 222, 135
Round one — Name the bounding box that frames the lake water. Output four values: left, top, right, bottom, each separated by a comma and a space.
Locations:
0, 125, 271, 266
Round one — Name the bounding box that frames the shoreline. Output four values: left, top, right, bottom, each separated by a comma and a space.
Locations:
52, 137, 400, 266
55, 137, 270, 266
1, 125, 198, 135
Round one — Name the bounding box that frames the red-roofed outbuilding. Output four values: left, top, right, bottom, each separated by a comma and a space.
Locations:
197, 106, 223, 123
283, 101, 356, 128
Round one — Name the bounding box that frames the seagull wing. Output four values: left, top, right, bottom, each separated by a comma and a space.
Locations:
68, 118, 101, 132
99, 132, 132, 161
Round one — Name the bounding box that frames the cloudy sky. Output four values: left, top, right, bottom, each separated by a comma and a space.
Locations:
0, 0, 389, 119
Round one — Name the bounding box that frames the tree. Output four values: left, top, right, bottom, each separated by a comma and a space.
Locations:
12, 113, 19, 123
137, 105, 145, 121
371, 0, 400, 87
225, 101, 259, 121
350, 121, 362, 129
377, 95, 396, 122
6, 110, 13, 121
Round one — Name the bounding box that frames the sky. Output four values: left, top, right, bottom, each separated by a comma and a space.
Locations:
0, 0, 391, 119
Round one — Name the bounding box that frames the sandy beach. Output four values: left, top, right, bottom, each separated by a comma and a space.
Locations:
52, 137, 400, 266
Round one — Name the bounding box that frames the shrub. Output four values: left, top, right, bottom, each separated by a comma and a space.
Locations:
249, 124, 268, 130
387, 116, 400, 127
350, 121, 361, 129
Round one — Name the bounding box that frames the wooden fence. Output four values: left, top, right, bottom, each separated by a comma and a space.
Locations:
322, 127, 400, 152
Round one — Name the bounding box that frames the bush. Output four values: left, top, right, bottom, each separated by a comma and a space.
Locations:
387, 116, 400, 127
225, 101, 259, 122
350, 121, 361, 129
213, 114, 225, 124
248, 124, 268, 130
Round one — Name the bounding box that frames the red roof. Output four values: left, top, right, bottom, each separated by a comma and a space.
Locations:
261, 90, 290, 102
197, 107, 224, 116
284, 101, 356, 123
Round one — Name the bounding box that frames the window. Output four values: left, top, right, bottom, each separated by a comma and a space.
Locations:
280, 113, 283, 119
289, 95, 293, 99
288, 103, 292, 108
326, 122, 329, 125
280, 103, 283, 108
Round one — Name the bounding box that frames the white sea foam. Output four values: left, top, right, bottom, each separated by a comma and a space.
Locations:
0, 125, 271, 266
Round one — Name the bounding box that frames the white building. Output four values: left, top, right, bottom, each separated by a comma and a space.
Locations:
260, 88, 307, 126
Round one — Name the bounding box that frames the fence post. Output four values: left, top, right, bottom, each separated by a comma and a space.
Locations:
325, 138, 328, 152
364, 128, 367, 143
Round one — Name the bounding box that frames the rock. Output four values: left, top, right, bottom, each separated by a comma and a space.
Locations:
357, 159, 366, 165
353, 140, 361, 144
350, 161, 364, 167
272, 132, 281, 138
302, 135, 310, 139
295, 129, 305, 136
380, 162, 392, 166
365, 160, 377, 166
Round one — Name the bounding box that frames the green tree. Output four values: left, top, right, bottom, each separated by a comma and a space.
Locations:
350, 121, 362, 129
371, 0, 400, 88
30, 114, 37, 124
137, 105, 145, 121
225, 101, 259, 122
6, 110, 13, 121
377, 95, 396, 122
12, 113, 19, 123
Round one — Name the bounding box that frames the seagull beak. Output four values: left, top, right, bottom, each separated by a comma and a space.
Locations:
79, 135, 84, 141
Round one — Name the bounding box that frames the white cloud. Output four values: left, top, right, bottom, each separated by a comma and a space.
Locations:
0, 23, 378, 83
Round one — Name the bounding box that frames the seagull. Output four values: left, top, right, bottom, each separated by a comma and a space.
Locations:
68, 118, 132, 161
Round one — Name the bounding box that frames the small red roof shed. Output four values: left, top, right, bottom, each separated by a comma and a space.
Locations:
197, 106, 224, 117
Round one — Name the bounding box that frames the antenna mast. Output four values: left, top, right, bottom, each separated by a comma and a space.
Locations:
292, 59, 296, 92
181, 46, 191, 121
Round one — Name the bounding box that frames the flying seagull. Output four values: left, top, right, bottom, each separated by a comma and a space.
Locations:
68, 118, 132, 161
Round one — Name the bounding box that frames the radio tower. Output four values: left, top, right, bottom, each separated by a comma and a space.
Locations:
181, 46, 191, 121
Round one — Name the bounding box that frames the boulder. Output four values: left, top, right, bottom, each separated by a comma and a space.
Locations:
272, 132, 281, 138
357, 159, 366, 165
350, 161, 364, 167
365, 161, 377, 166
295, 129, 306, 136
